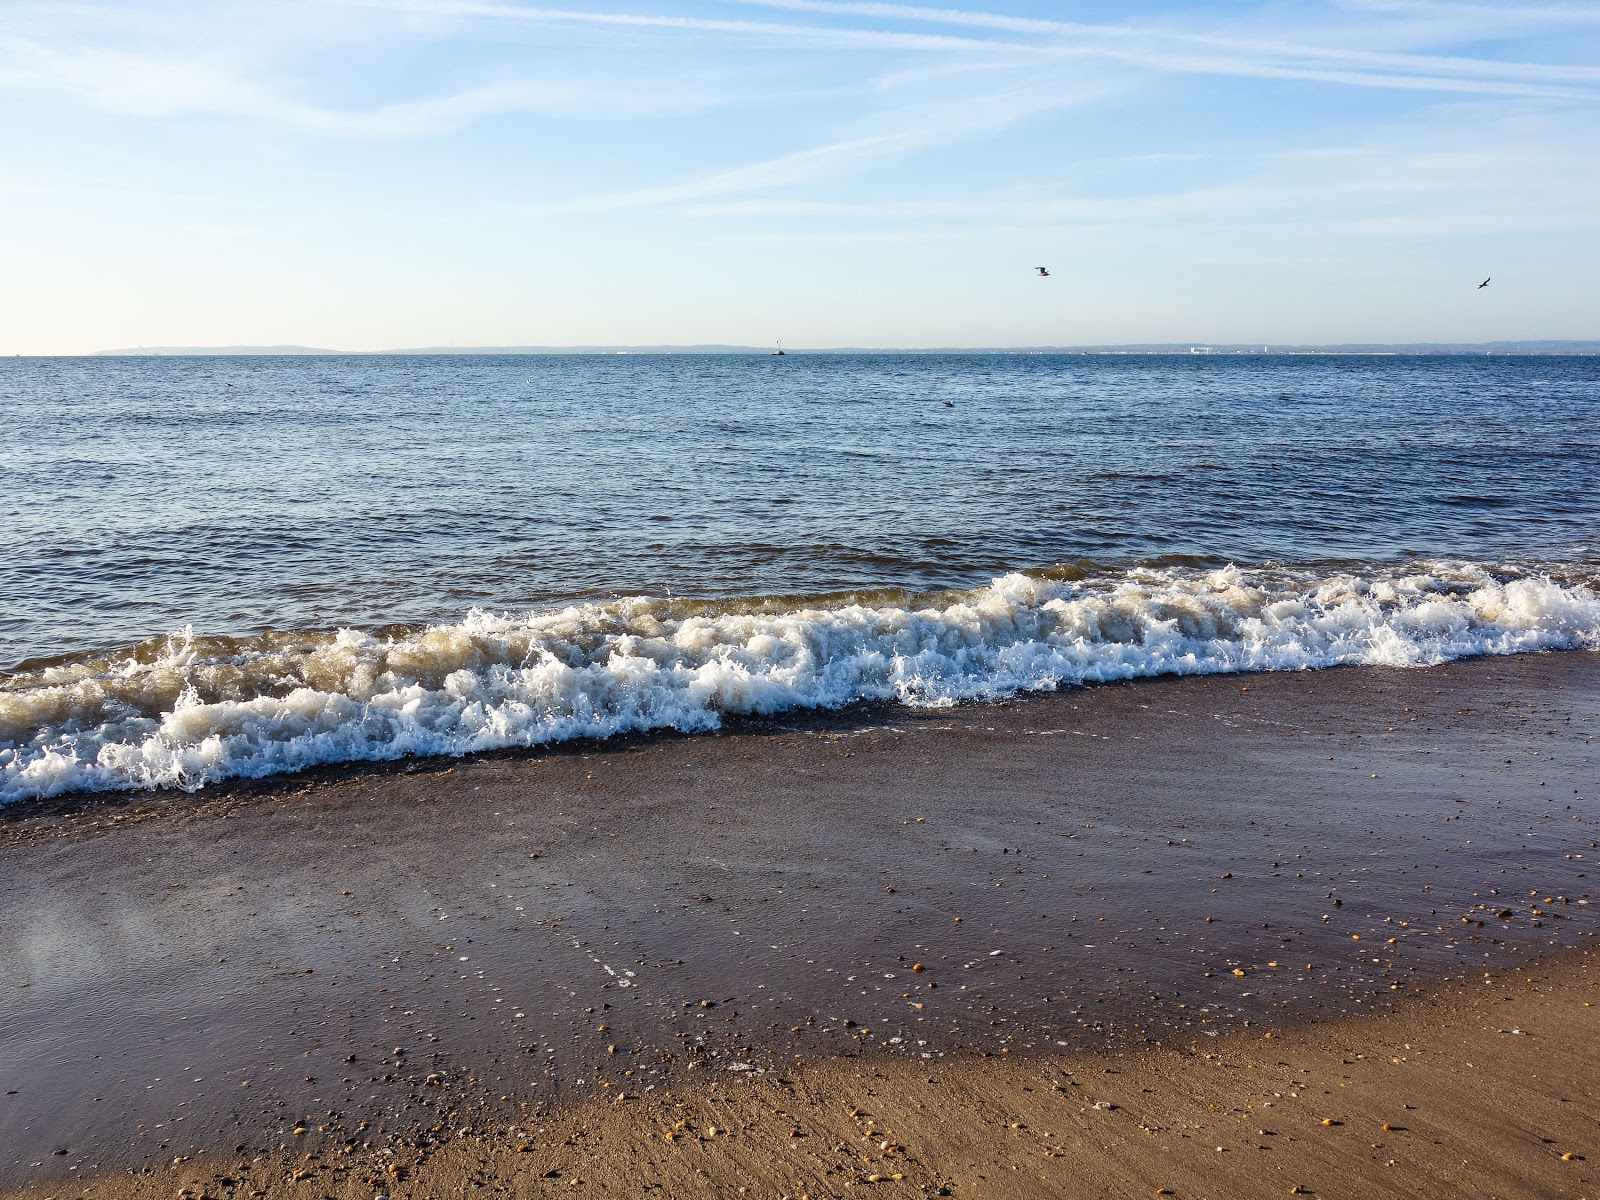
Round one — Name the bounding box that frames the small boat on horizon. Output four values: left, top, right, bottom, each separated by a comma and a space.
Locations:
772, 340, 786, 356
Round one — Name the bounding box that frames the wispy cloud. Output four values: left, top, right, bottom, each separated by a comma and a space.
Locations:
4, 0, 1597, 144
1333, 0, 1600, 23
719, 0, 1600, 89
570, 130, 923, 210
431, 0, 1599, 219
507, 48, 1131, 214
672, 105, 1600, 244
350, 0, 1600, 101
338, 0, 1026, 52
0, 38, 725, 135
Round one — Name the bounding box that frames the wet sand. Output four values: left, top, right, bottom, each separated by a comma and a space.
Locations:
2, 651, 1597, 1196
2, 953, 1595, 1199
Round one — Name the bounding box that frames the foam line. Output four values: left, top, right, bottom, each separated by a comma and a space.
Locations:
2, 560, 1596, 803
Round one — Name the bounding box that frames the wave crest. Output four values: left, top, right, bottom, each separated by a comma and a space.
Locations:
2, 560, 1597, 803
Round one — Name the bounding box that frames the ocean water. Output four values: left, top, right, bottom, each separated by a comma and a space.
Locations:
2, 352, 1597, 802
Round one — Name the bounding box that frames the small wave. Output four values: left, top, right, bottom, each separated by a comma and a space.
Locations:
2, 560, 1597, 804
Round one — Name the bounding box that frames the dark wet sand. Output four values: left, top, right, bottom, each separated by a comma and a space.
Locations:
1, 652, 1596, 1194
4, 952, 1596, 1200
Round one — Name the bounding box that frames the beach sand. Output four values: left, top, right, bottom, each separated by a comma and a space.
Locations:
3, 954, 1595, 1199
2, 651, 1596, 1198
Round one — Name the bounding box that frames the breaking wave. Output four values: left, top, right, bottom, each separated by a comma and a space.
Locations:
3, 559, 1598, 804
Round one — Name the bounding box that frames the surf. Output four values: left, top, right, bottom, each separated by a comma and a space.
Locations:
3, 559, 1597, 804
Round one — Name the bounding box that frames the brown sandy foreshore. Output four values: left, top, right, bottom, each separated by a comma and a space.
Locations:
2, 953, 1596, 1200
2, 651, 1597, 1198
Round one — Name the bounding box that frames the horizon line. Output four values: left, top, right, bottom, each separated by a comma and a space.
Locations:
46, 338, 1600, 358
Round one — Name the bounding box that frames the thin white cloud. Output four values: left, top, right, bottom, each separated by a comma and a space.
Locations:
380, 0, 1600, 218
337, 0, 1026, 52
345, 0, 1600, 100
1333, 0, 1600, 22
586, 131, 921, 208
672, 107, 1600, 241
1095, 50, 1598, 102
509, 51, 1128, 214
0, 38, 724, 135
717, 0, 1094, 36
721, 0, 1600, 86
4, 0, 1597, 144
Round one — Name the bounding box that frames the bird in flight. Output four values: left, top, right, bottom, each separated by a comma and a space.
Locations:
1478, 277, 1491, 289
1036, 267, 1050, 277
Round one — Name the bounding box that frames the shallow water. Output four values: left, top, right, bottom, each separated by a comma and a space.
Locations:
3, 352, 1597, 800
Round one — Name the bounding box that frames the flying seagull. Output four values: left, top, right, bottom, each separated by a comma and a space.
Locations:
1478, 277, 1491, 289
1036, 267, 1050, 277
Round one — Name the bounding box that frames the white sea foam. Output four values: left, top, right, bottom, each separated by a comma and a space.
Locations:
2, 560, 1597, 804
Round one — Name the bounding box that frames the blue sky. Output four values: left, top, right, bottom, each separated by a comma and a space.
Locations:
3, 0, 1597, 351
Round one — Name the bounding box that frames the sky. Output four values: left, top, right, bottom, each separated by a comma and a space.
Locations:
2, 0, 1598, 352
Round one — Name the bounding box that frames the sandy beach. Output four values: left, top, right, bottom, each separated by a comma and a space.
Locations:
3, 954, 1594, 1199
3, 650, 1596, 1198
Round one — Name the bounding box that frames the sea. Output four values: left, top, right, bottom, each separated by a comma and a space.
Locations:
2, 352, 1597, 804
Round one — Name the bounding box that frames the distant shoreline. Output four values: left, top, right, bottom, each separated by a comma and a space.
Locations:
60, 339, 1600, 357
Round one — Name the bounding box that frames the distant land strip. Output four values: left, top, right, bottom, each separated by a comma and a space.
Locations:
82, 340, 1600, 356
